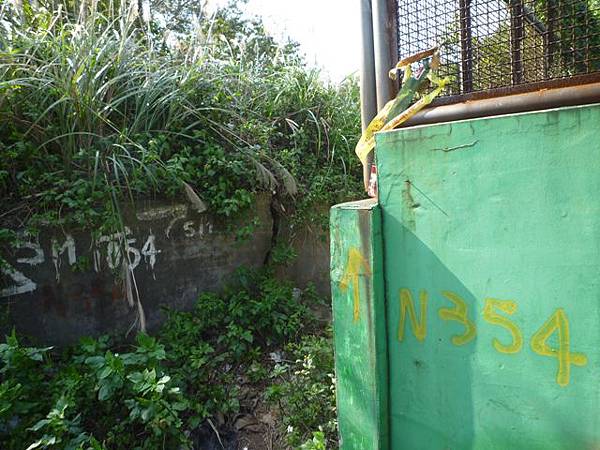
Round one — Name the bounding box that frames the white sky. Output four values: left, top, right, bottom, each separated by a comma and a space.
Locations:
208, 0, 361, 82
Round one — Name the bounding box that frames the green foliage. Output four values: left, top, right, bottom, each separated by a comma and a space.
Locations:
299, 431, 327, 450
270, 242, 298, 266
26, 398, 99, 450
267, 333, 337, 448
530, 0, 600, 74
0, 0, 362, 234
0, 229, 19, 270
0, 272, 336, 449
0, 2, 349, 447
0, 329, 189, 448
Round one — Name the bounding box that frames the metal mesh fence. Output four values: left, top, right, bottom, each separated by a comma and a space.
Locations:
397, 0, 600, 97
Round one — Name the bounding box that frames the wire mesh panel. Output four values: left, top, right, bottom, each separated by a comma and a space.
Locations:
397, 0, 600, 97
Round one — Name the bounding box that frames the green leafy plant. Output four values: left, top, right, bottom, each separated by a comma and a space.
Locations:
0, 0, 362, 238
26, 398, 97, 450
300, 431, 328, 450
1, 1, 349, 448
0, 270, 336, 449
267, 333, 337, 448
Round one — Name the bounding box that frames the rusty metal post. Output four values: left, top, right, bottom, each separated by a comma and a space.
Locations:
510, 0, 525, 85
544, 0, 557, 76
459, 0, 474, 93
372, 0, 399, 110
398, 81, 600, 128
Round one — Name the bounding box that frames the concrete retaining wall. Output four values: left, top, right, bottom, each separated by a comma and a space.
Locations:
1, 195, 330, 345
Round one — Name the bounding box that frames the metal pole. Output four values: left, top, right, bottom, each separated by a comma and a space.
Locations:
459, 0, 474, 93
544, 0, 557, 76
364, 0, 398, 190
360, 0, 378, 131
372, 0, 397, 110
510, 0, 525, 85
360, 0, 378, 190
385, 0, 400, 94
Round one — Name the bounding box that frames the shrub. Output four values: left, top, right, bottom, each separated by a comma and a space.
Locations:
0, 0, 362, 233
267, 333, 337, 448
0, 271, 336, 449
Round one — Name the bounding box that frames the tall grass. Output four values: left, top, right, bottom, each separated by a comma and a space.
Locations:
3, 1, 204, 194
0, 0, 362, 229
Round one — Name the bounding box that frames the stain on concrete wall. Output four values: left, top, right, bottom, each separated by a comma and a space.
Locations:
281, 227, 330, 299
1, 196, 275, 344
1, 193, 333, 345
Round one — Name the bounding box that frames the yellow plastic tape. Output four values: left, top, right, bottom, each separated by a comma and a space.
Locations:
355, 66, 413, 166
355, 53, 449, 166
381, 74, 449, 132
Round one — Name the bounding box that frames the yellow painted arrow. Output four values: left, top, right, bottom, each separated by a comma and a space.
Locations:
339, 247, 372, 322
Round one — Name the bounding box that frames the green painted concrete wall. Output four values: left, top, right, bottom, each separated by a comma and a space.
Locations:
331, 103, 600, 449
330, 199, 389, 450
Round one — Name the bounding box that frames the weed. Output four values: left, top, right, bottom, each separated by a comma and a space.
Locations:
0, 271, 337, 449
267, 333, 337, 448
0, 0, 362, 237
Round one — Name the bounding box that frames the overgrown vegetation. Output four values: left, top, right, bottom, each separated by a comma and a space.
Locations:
0, 1, 356, 448
0, 269, 337, 449
0, 0, 362, 233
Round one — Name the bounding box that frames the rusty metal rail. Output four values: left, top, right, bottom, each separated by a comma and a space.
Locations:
399, 80, 600, 128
